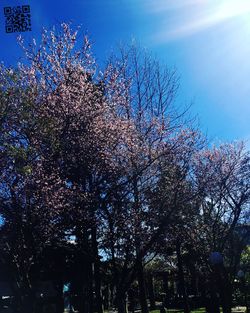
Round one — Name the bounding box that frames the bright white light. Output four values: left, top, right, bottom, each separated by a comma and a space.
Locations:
141, 0, 250, 142
151, 0, 250, 41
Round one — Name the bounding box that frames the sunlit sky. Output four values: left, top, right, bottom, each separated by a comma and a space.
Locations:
1, 0, 250, 145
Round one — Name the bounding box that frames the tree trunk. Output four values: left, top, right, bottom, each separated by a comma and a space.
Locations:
75, 227, 93, 313
207, 271, 220, 313
162, 272, 169, 305
176, 240, 190, 313
91, 226, 103, 313
81, 259, 93, 313
147, 272, 156, 310
116, 291, 128, 313
206, 286, 220, 313
218, 266, 232, 313
11, 284, 22, 313
133, 176, 148, 313
137, 259, 149, 313
15, 278, 36, 313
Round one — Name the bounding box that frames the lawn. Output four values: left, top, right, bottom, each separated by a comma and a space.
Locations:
104, 307, 246, 313
149, 308, 247, 313
150, 309, 206, 313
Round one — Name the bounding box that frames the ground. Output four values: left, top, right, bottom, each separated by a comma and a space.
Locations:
149, 307, 247, 313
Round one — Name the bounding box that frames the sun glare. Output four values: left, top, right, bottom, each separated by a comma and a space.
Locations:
218, 0, 250, 20
151, 0, 250, 42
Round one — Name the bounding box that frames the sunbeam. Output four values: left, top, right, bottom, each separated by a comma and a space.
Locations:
150, 0, 250, 42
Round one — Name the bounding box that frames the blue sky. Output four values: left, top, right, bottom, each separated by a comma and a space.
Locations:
1, 0, 250, 145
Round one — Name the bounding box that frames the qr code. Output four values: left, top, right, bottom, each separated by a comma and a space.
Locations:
4, 5, 31, 33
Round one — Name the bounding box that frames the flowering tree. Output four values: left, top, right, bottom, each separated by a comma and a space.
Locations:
0, 63, 77, 312
98, 44, 205, 313
0, 23, 141, 313
164, 142, 250, 313
0, 23, 249, 313
193, 143, 250, 313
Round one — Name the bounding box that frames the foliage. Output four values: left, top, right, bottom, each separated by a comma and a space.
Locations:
0, 23, 249, 313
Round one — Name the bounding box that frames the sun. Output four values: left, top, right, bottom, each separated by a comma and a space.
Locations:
217, 0, 250, 21
151, 0, 250, 42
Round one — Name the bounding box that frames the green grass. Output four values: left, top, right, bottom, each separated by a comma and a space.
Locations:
150, 309, 225, 313
104, 307, 249, 313
149, 309, 206, 313
104, 306, 247, 313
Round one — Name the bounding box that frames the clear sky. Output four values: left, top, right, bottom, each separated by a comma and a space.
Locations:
1, 0, 250, 145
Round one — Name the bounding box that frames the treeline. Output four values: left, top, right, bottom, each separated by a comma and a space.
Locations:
0, 24, 249, 313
